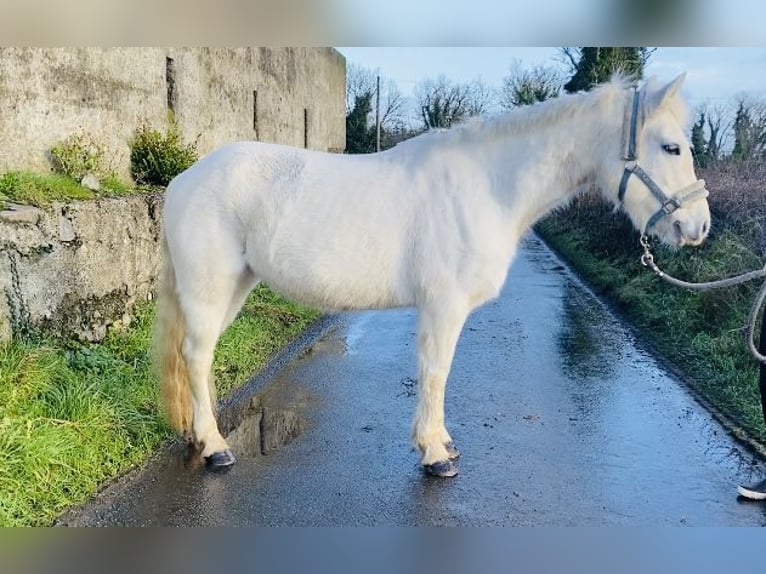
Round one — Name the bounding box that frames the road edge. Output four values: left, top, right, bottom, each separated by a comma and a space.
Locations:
54, 313, 343, 526
532, 229, 766, 463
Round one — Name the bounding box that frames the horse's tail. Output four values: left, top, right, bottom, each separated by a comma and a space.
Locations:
153, 234, 192, 435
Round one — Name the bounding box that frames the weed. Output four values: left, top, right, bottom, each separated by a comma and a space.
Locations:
130, 121, 198, 187
49, 132, 105, 182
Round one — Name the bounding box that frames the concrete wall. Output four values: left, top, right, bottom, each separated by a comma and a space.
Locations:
0, 47, 345, 341
0, 47, 346, 179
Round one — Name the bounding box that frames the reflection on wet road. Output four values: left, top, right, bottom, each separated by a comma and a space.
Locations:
63, 234, 766, 526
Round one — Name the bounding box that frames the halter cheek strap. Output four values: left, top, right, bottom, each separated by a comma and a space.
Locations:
621, 85, 642, 161
618, 88, 709, 233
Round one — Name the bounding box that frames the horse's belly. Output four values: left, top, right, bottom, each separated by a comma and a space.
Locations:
253, 242, 409, 311
262, 266, 404, 311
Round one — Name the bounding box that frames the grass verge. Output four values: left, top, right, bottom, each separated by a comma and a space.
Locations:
0, 171, 138, 208
535, 198, 766, 448
0, 285, 319, 526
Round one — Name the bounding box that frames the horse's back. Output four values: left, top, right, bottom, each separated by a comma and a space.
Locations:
163, 141, 419, 310
250, 145, 416, 309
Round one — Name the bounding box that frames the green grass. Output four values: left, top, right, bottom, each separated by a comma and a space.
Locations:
0, 171, 95, 206
0, 286, 319, 526
0, 170, 136, 208
100, 173, 133, 197
536, 200, 766, 446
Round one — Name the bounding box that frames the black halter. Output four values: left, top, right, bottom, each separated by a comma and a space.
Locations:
618, 88, 708, 232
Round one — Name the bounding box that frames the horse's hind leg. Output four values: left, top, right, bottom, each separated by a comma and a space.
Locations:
413, 301, 469, 478
176, 262, 253, 469
181, 305, 232, 467
222, 267, 260, 331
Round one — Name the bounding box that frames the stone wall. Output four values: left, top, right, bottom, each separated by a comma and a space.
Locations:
0, 47, 346, 179
0, 47, 345, 341
0, 194, 163, 341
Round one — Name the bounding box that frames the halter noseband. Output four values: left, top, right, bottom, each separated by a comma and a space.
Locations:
618, 87, 708, 232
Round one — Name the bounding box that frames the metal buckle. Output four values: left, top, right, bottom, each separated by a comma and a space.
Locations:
661, 198, 681, 214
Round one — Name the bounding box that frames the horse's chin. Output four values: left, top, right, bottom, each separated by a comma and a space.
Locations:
681, 236, 707, 248
652, 232, 683, 251
655, 233, 705, 250
660, 226, 708, 249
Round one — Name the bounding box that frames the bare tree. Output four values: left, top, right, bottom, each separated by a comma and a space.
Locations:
415, 75, 492, 129
559, 47, 580, 74
707, 104, 733, 163
690, 103, 733, 166
346, 63, 406, 134
466, 78, 493, 117
499, 61, 563, 109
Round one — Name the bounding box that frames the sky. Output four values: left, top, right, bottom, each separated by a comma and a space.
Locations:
333, 0, 766, 47
337, 47, 766, 111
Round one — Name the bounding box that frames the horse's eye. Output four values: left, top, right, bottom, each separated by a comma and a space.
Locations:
662, 144, 681, 156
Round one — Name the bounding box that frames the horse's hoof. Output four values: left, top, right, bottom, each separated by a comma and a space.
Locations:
445, 440, 460, 460
205, 449, 237, 471
423, 459, 458, 478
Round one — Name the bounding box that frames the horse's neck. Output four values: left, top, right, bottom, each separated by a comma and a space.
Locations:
477, 99, 620, 231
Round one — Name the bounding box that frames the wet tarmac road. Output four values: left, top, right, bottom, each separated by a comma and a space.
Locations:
62, 234, 766, 526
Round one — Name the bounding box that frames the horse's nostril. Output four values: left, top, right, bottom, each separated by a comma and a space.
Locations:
702, 220, 709, 236
674, 220, 683, 237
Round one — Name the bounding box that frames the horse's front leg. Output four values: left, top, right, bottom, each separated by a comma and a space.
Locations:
413, 302, 468, 478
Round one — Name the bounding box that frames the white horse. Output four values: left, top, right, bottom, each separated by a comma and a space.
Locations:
154, 74, 710, 477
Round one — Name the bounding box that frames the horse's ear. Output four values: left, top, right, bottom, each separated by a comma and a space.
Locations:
645, 73, 686, 115
642, 75, 659, 91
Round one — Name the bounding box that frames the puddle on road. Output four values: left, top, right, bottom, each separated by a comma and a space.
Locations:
225, 369, 317, 459
556, 283, 624, 381
226, 321, 355, 459
300, 336, 348, 357
521, 234, 627, 381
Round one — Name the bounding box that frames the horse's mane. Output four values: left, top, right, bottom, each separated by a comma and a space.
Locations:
395, 75, 689, 152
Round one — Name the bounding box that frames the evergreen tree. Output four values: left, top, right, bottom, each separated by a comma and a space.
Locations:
732, 100, 753, 161
690, 111, 708, 168
563, 47, 650, 93
345, 92, 376, 154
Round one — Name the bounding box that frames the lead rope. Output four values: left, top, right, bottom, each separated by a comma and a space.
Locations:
640, 234, 766, 363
